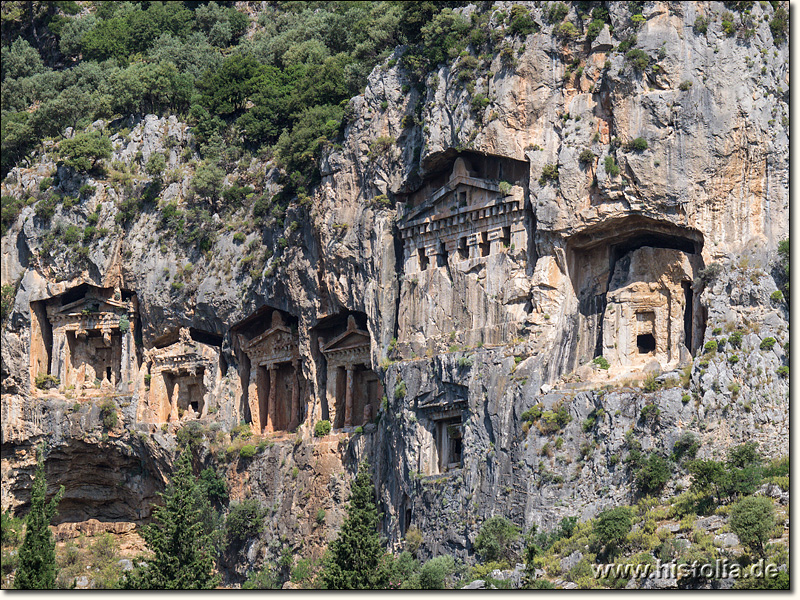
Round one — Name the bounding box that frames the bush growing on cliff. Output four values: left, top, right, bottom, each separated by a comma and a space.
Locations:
538, 164, 559, 186
474, 516, 520, 565
34, 374, 60, 390
592, 507, 632, 559
730, 496, 775, 558
226, 498, 267, 545
634, 453, 671, 497
58, 132, 112, 173
15, 446, 64, 589
99, 399, 118, 429
314, 420, 332, 437
604, 155, 621, 176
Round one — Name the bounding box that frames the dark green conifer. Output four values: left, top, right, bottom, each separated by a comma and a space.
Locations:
123, 450, 220, 589
14, 446, 63, 589
319, 460, 390, 589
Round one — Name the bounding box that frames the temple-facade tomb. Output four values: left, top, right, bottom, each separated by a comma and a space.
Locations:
239, 310, 305, 434
319, 315, 383, 430
139, 327, 220, 424
31, 285, 138, 394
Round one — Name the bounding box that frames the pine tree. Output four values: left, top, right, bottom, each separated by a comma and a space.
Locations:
318, 460, 390, 589
15, 446, 64, 589
123, 450, 220, 589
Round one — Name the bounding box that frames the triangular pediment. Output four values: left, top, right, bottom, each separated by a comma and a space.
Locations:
323, 329, 370, 353
245, 324, 295, 351
55, 296, 127, 316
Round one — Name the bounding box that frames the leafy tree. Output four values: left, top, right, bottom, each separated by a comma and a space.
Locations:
634, 453, 671, 496
730, 496, 775, 557
419, 555, 455, 589
15, 446, 64, 589
474, 516, 520, 564
1, 37, 45, 81
58, 132, 112, 173
191, 160, 225, 200
123, 450, 220, 589
318, 460, 390, 589
592, 507, 632, 559
225, 498, 267, 546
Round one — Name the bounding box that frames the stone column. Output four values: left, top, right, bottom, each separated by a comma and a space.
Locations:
344, 365, 354, 427
168, 377, 180, 422
50, 327, 67, 385
266, 364, 278, 432
289, 359, 300, 430
248, 362, 260, 435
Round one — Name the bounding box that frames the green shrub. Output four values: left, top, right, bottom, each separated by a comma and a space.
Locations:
672, 432, 700, 462
776, 366, 789, 378
242, 564, 281, 589
703, 340, 717, 353
730, 496, 775, 557
474, 516, 520, 563
592, 356, 610, 370
509, 4, 537, 36
593, 507, 633, 556
34, 373, 60, 390
770, 5, 788, 42
145, 153, 166, 178
314, 420, 331, 437
759, 337, 776, 351
635, 453, 671, 496
642, 374, 660, 393
521, 405, 543, 423
39, 178, 54, 192
626, 137, 648, 151
239, 444, 256, 459
59, 132, 112, 173
679, 80, 693, 91
419, 555, 455, 589
394, 380, 407, 399
316, 508, 326, 524
728, 330, 743, 349
770, 290, 784, 303
586, 18, 605, 41
604, 155, 620, 176
1, 510, 24, 547
538, 164, 559, 186
226, 498, 267, 544
681, 394, 691, 404
693, 15, 709, 34
544, 2, 569, 24
579, 149, 595, 164
625, 49, 649, 71
99, 399, 118, 429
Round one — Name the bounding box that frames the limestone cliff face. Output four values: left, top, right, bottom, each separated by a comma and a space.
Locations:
0, 0, 789, 576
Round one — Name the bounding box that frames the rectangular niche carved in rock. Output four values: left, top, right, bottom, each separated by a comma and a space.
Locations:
239, 310, 304, 434
31, 285, 138, 394
320, 315, 382, 429
139, 327, 220, 425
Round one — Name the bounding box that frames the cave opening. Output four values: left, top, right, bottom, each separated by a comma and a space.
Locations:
457, 237, 468, 260
418, 247, 429, 271
637, 334, 656, 354
436, 241, 447, 267
479, 231, 490, 257
563, 217, 705, 375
